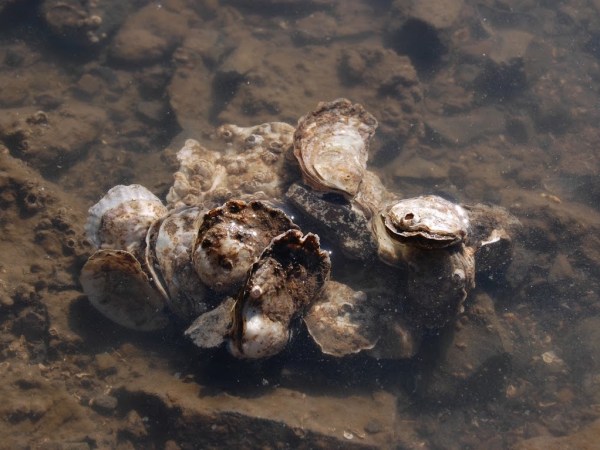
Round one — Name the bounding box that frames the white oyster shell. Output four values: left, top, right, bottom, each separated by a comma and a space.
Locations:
85, 184, 168, 253
166, 122, 296, 209
374, 195, 469, 260
80, 249, 169, 331
293, 98, 378, 198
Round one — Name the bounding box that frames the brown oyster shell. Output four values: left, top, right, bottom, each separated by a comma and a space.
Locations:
80, 249, 169, 331
229, 229, 331, 359
381, 195, 470, 250
192, 200, 299, 293
293, 98, 378, 198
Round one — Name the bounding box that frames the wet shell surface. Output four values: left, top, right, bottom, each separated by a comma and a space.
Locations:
85, 184, 168, 253
192, 200, 299, 293
166, 122, 296, 209
153, 206, 209, 321
80, 249, 169, 331
381, 195, 470, 249
304, 281, 379, 357
229, 229, 331, 359
293, 98, 378, 198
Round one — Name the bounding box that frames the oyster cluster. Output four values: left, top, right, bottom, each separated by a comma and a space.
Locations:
81, 98, 518, 360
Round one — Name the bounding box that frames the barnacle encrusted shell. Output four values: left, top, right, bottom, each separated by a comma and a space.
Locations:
166, 122, 296, 209
192, 200, 299, 293
229, 229, 331, 359
304, 281, 379, 357
85, 184, 168, 253
153, 206, 210, 321
80, 249, 169, 331
293, 98, 378, 198
382, 195, 470, 249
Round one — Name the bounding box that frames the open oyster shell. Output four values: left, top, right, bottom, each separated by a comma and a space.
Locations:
192, 200, 299, 293
293, 98, 378, 198
85, 184, 168, 254
80, 249, 169, 331
229, 229, 331, 359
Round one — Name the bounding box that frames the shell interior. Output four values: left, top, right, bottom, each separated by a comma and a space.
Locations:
294, 98, 377, 198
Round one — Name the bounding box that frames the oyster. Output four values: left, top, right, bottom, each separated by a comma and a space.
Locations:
293, 98, 378, 198
192, 200, 299, 293
80, 250, 169, 331
85, 184, 168, 254
229, 229, 331, 359
153, 206, 209, 321
166, 122, 296, 209
304, 281, 379, 357
381, 195, 470, 250
81, 185, 171, 330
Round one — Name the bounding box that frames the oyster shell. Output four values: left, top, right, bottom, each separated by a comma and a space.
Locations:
85, 184, 168, 254
381, 195, 470, 250
80, 249, 169, 331
293, 98, 378, 198
153, 206, 210, 321
166, 122, 296, 209
304, 281, 379, 357
229, 229, 331, 359
192, 199, 298, 293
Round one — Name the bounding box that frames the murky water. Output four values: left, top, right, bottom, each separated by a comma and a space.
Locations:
1, 1, 600, 449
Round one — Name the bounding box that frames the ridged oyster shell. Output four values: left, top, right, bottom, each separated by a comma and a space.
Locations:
192, 200, 298, 293
85, 184, 168, 253
381, 195, 470, 250
229, 229, 331, 359
293, 98, 378, 198
80, 249, 169, 331
153, 206, 209, 321
303, 281, 379, 357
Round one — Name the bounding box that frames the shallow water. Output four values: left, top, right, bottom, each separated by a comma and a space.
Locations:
1, 1, 600, 449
